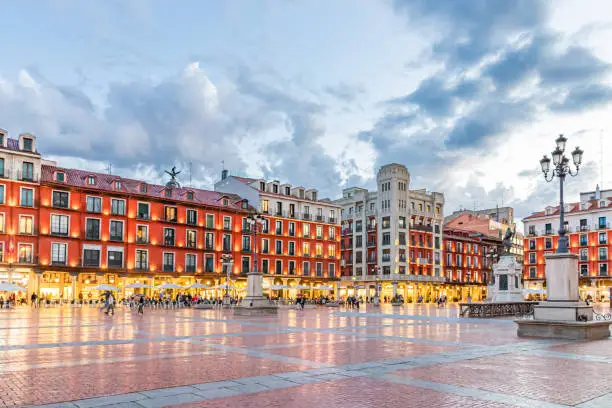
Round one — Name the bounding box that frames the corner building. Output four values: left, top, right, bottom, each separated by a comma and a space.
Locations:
522, 185, 611, 301
215, 171, 341, 296
334, 164, 445, 301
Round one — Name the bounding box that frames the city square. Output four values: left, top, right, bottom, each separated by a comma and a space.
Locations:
1, 304, 611, 408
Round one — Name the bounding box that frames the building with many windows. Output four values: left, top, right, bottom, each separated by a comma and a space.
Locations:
522, 185, 611, 301
214, 171, 341, 295
334, 163, 445, 302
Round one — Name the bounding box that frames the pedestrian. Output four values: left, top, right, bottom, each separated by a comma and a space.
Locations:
105, 293, 115, 315
138, 295, 145, 315
31, 293, 37, 308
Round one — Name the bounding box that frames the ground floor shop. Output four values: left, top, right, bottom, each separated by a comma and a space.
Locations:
338, 280, 487, 302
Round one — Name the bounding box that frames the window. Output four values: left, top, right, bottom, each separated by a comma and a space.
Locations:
302, 242, 310, 256
262, 200, 269, 213
51, 243, 67, 265
187, 191, 194, 200
0, 158, 4, 177
289, 222, 295, 236
288, 260, 295, 275
186, 254, 197, 272
303, 262, 310, 276
242, 235, 251, 252
275, 220, 283, 235
303, 224, 310, 237
316, 262, 323, 276
110, 220, 123, 241
529, 253, 536, 264
205, 255, 214, 272
599, 247, 608, 261
288, 241, 295, 256
20, 188, 34, 207
223, 216, 232, 230
86, 219, 100, 240
275, 260, 282, 275
355, 220, 363, 232
22, 161, 34, 181
241, 256, 250, 273
186, 209, 197, 225
23, 137, 33, 151
165, 189, 172, 198
529, 240, 536, 250
275, 240, 282, 255
137, 203, 150, 219
135, 250, 148, 270
83, 249, 100, 266
115, 181, 122, 189
187, 230, 197, 248
261, 238, 269, 254
382, 232, 390, 246
136, 225, 148, 243
329, 226, 335, 240
446, 253, 452, 265
399, 232, 406, 245
206, 214, 214, 228
382, 216, 390, 229
222, 234, 231, 251
17, 244, 33, 263
108, 251, 123, 269
51, 214, 69, 236
140, 184, 147, 193
316, 243, 323, 257
356, 235, 362, 247
164, 228, 175, 246
544, 223, 552, 234
276, 202, 282, 216
205, 232, 214, 250
355, 250, 362, 263
19, 216, 34, 234
0, 185, 4, 204
329, 263, 336, 277
580, 264, 588, 276
600, 263, 608, 276
164, 206, 177, 222
261, 259, 269, 274
580, 234, 588, 246
545, 238, 552, 249
580, 248, 588, 262
87, 176, 95, 185
163, 253, 175, 272
260, 182, 266, 191
289, 203, 295, 217
316, 225, 323, 239
86, 196, 102, 213
599, 217, 607, 229
52, 191, 69, 208
328, 244, 336, 258
0, 213, 4, 233
262, 218, 269, 233
456, 254, 462, 266
111, 199, 125, 215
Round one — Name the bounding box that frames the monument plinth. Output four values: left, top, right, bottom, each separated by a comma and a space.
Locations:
516, 253, 610, 340
489, 255, 524, 302
233, 272, 278, 316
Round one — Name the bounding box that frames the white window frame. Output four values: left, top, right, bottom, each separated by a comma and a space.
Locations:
136, 224, 149, 243
51, 189, 71, 209
85, 195, 102, 213
50, 213, 70, 236
316, 262, 323, 276
137, 201, 150, 218
205, 213, 215, 228
51, 242, 68, 265
107, 246, 125, 269
19, 186, 34, 207
0, 183, 5, 204
186, 208, 198, 225
0, 212, 5, 233
223, 216, 232, 230
135, 248, 149, 270
261, 258, 269, 274
110, 198, 126, 215
18, 243, 34, 263
329, 263, 335, 277
205, 232, 215, 250
185, 253, 197, 272
164, 227, 176, 246
162, 252, 176, 271
18, 215, 35, 234
288, 260, 296, 275
85, 217, 102, 240
241, 256, 251, 273
82, 244, 102, 267
303, 261, 310, 276
204, 253, 215, 272
261, 238, 269, 254
288, 241, 295, 256
275, 239, 283, 255
186, 229, 198, 249
109, 219, 125, 241
275, 259, 283, 275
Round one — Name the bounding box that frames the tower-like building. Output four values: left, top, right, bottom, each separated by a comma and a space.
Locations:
335, 163, 445, 301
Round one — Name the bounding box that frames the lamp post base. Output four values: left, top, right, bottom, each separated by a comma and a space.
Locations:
222, 294, 232, 308
234, 272, 278, 316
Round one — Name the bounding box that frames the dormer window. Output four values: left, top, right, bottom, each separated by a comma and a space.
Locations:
241, 201, 248, 209
140, 184, 147, 193
115, 181, 122, 189
312, 192, 317, 201
273, 184, 279, 194
601, 201, 607, 208
23, 137, 33, 152
87, 176, 95, 185
284, 186, 290, 195
223, 198, 229, 206
260, 182, 266, 191
55, 172, 65, 182
165, 189, 172, 198
0, 134, 4, 146
187, 191, 194, 200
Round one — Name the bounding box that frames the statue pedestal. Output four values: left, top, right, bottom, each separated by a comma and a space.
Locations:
516, 253, 610, 340
234, 272, 278, 316
488, 255, 524, 302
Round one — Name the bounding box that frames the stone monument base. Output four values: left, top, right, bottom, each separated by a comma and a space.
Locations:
516, 319, 610, 340
233, 296, 278, 316
533, 301, 593, 321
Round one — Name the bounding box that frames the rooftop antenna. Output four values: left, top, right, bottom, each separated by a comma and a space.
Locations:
189, 162, 193, 187
601, 129, 604, 188
105, 162, 112, 175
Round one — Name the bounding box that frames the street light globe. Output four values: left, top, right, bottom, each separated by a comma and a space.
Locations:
551, 147, 563, 165
555, 134, 567, 152
571, 146, 583, 167
539, 155, 551, 173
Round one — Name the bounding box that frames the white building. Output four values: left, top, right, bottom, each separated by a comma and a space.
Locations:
334, 163, 445, 301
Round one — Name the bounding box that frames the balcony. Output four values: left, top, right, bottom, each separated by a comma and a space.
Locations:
382, 255, 391, 262
135, 264, 149, 271
411, 224, 433, 233
342, 229, 353, 235
367, 257, 376, 263
18, 227, 39, 236
316, 215, 324, 222
164, 240, 176, 247
316, 254, 324, 258
599, 222, 610, 230
367, 225, 376, 231
185, 265, 197, 273
204, 245, 214, 251
367, 241, 376, 247
109, 236, 124, 243
136, 213, 150, 220
302, 213, 311, 220
223, 225, 232, 231
399, 255, 407, 262
50, 260, 67, 266
303, 253, 311, 258
163, 265, 174, 272
288, 212, 297, 219
136, 238, 150, 245
164, 217, 178, 223
328, 217, 336, 224
18, 256, 38, 265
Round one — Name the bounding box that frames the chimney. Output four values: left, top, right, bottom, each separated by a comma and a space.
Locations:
221, 169, 228, 180
595, 184, 601, 200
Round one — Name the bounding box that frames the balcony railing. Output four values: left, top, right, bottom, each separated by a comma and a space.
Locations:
136, 238, 149, 244
302, 213, 311, 220
382, 255, 391, 262
163, 265, 174, 272
367, 241, 376, 247
185, 266, 197, 273
135, 264, 149, 271
316, 215, 324, 222
18, 256, 38, 264
411, 224, 433, 233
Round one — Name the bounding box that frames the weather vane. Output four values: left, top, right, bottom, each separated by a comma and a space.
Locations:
165, 166, 181, 188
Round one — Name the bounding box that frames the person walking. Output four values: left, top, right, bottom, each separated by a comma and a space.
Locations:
137, 295, 145, 315
30, 293, 37, 308
105, 293, 115, 315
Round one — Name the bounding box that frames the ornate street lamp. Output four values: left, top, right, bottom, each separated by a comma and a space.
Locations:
245, 214, 266, 274
220, 253, 233, 306
539, 134, 583, 254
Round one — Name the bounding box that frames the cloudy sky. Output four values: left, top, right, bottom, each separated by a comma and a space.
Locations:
1, 0, 611, 225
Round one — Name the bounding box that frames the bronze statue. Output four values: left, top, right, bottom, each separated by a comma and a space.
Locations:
165, 166, 181, 188
502, 227, 514, 255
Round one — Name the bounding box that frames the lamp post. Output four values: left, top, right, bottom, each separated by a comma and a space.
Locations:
539, 134, 584, 254
221, 253, 233, 307
245, 214, 266, 275
372, 266, 381, 305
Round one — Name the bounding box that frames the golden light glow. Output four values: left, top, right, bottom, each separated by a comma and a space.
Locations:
42, 200, 50, 206
41, 228, 48, 234
72, 206, 79, 210
72, 233, 78, 238
103, 211, 109, 215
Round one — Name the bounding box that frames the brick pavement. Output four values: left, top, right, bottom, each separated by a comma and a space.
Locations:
0, 304, 610, 408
